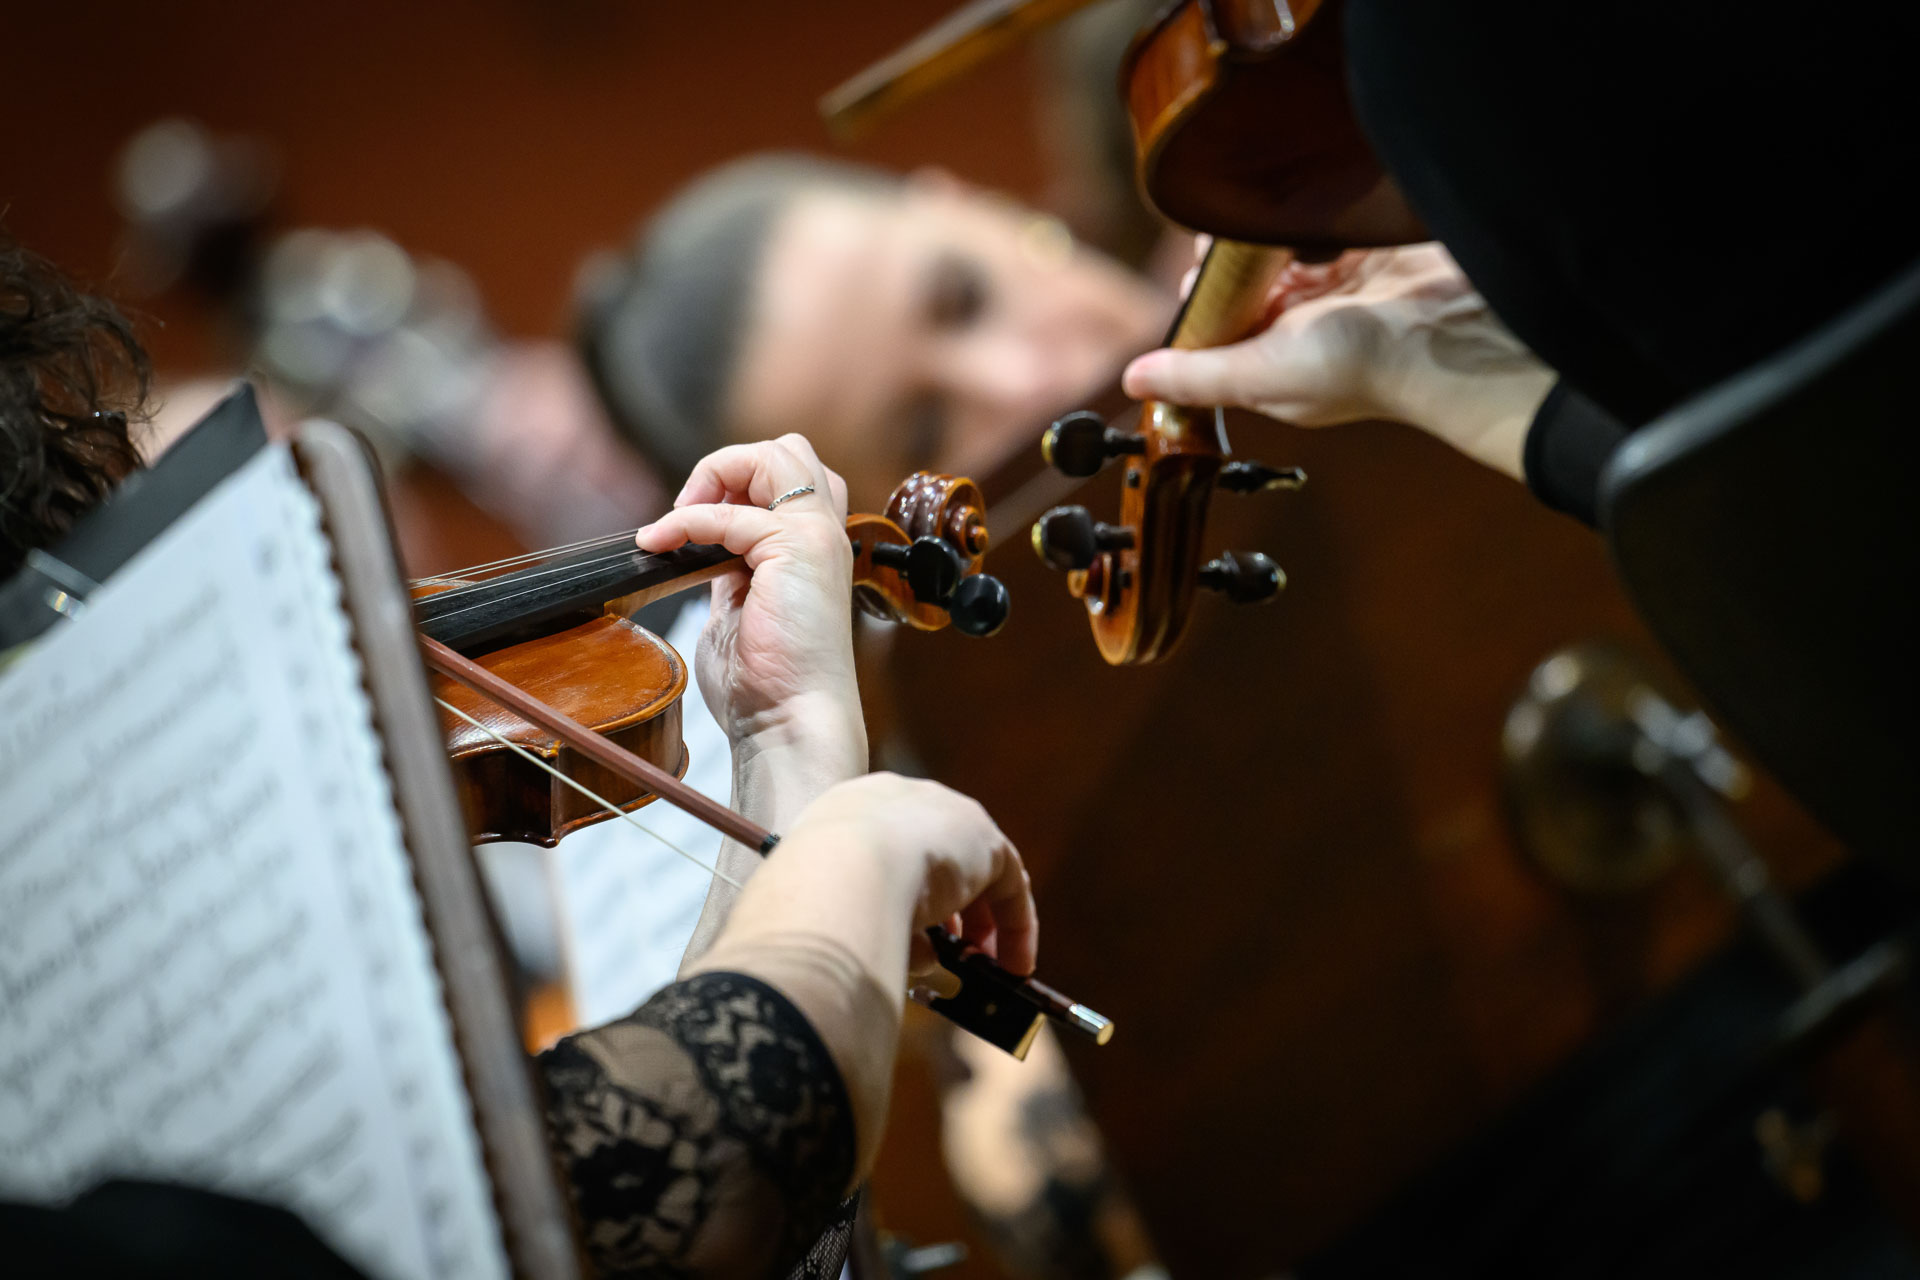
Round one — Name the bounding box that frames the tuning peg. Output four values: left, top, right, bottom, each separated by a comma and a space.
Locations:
1031, 505, 1135, 573
873, 536, 967, 606
1218, 461, 1306, 493
948, 573, 1011, 637
1198, 551, 1285, 603
1041, 410, 1146, 478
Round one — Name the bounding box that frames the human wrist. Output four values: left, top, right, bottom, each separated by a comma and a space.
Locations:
1372, 328, 1553, 482
730, 694, 869, 831
698, 834, 921, 1035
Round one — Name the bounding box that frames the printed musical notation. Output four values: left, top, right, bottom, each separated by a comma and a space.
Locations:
0, 449, 508, 1280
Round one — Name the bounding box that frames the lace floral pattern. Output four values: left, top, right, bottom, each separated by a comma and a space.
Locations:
539, 972, 855, 1279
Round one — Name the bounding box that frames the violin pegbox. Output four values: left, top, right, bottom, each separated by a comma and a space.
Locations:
1032, 401, 1303, 665
849, 472, 1010, 637
1029, 239, 1306, 665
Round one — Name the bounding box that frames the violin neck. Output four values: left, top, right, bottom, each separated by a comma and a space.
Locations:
415, 543, 734, 651
1168, 240, 1297, 351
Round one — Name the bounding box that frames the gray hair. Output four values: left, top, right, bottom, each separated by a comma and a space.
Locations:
576, 154, 896, 484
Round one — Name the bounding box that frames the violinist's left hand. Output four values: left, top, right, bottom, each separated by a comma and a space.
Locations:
1122, 242, 1554, 482
635, 434, 867, 828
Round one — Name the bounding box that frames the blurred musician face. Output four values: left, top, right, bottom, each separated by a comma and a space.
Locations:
726, 172, 1169, 506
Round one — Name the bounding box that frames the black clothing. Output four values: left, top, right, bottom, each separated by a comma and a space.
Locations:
0, 1181, 367, 1280
540, 971, 858, 1280
1521, 383, 1630, 526
1345, 0, 1920, 523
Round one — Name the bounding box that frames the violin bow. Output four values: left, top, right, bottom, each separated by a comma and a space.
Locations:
820, 0, 1103, 140
420, 636, 1113, 1059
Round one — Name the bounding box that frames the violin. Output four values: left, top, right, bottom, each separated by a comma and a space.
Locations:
1027, 0, 1431, 663
818, 1, 1424, 664
822, 0, 1420, 250
415, 471, 1008, 845
411, 474, 1110, 1058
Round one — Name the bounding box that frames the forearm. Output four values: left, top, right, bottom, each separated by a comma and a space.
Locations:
679, 696, 868, 973
1372, 294, 1555, 482
540, 971, 858, 1278
689, 833, 920, 1184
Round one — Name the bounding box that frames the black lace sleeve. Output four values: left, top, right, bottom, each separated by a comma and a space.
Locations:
537, 971, 858, 1280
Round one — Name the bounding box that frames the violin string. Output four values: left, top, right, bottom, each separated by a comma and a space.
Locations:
435, 696, 744, 890
439, 529, 643, 579
411, 527, 646, 587
417, 537, 691, 613
424, 545, 642, 605
417, 542, 713, 628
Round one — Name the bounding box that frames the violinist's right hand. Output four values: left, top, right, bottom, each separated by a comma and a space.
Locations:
691, 772, 1036, 1184
636, 434, 867, 827
1121, 242, 1555, 483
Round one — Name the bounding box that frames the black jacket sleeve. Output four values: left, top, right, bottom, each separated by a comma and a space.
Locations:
1523, 380, 1631, 527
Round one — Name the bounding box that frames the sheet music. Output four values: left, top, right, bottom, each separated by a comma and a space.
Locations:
548, 598, 729, 1027
0, 447, 509, 1280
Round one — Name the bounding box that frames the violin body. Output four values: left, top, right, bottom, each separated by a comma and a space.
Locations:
1123, 0, 1424, 247
420, 585, 689, 847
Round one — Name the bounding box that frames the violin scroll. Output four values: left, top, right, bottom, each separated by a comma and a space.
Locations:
852, 472, 1010, 637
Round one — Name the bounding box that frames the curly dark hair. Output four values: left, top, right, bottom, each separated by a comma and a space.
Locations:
0, 235, 149, 581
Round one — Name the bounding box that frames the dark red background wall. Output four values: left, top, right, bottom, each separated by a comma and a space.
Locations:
4, 0, 1046, 371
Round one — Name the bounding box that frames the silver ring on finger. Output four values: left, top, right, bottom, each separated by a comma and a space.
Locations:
766, 484, 817, 511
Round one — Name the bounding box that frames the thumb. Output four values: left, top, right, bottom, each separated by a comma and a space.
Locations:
1122, 337, 1272, 410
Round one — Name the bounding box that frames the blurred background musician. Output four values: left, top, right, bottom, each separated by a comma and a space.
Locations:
579, 150, 1181, 1280
0, 233, 1056, 1280
1098, 0, 1920, 1270
577, 153, 1168, 515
